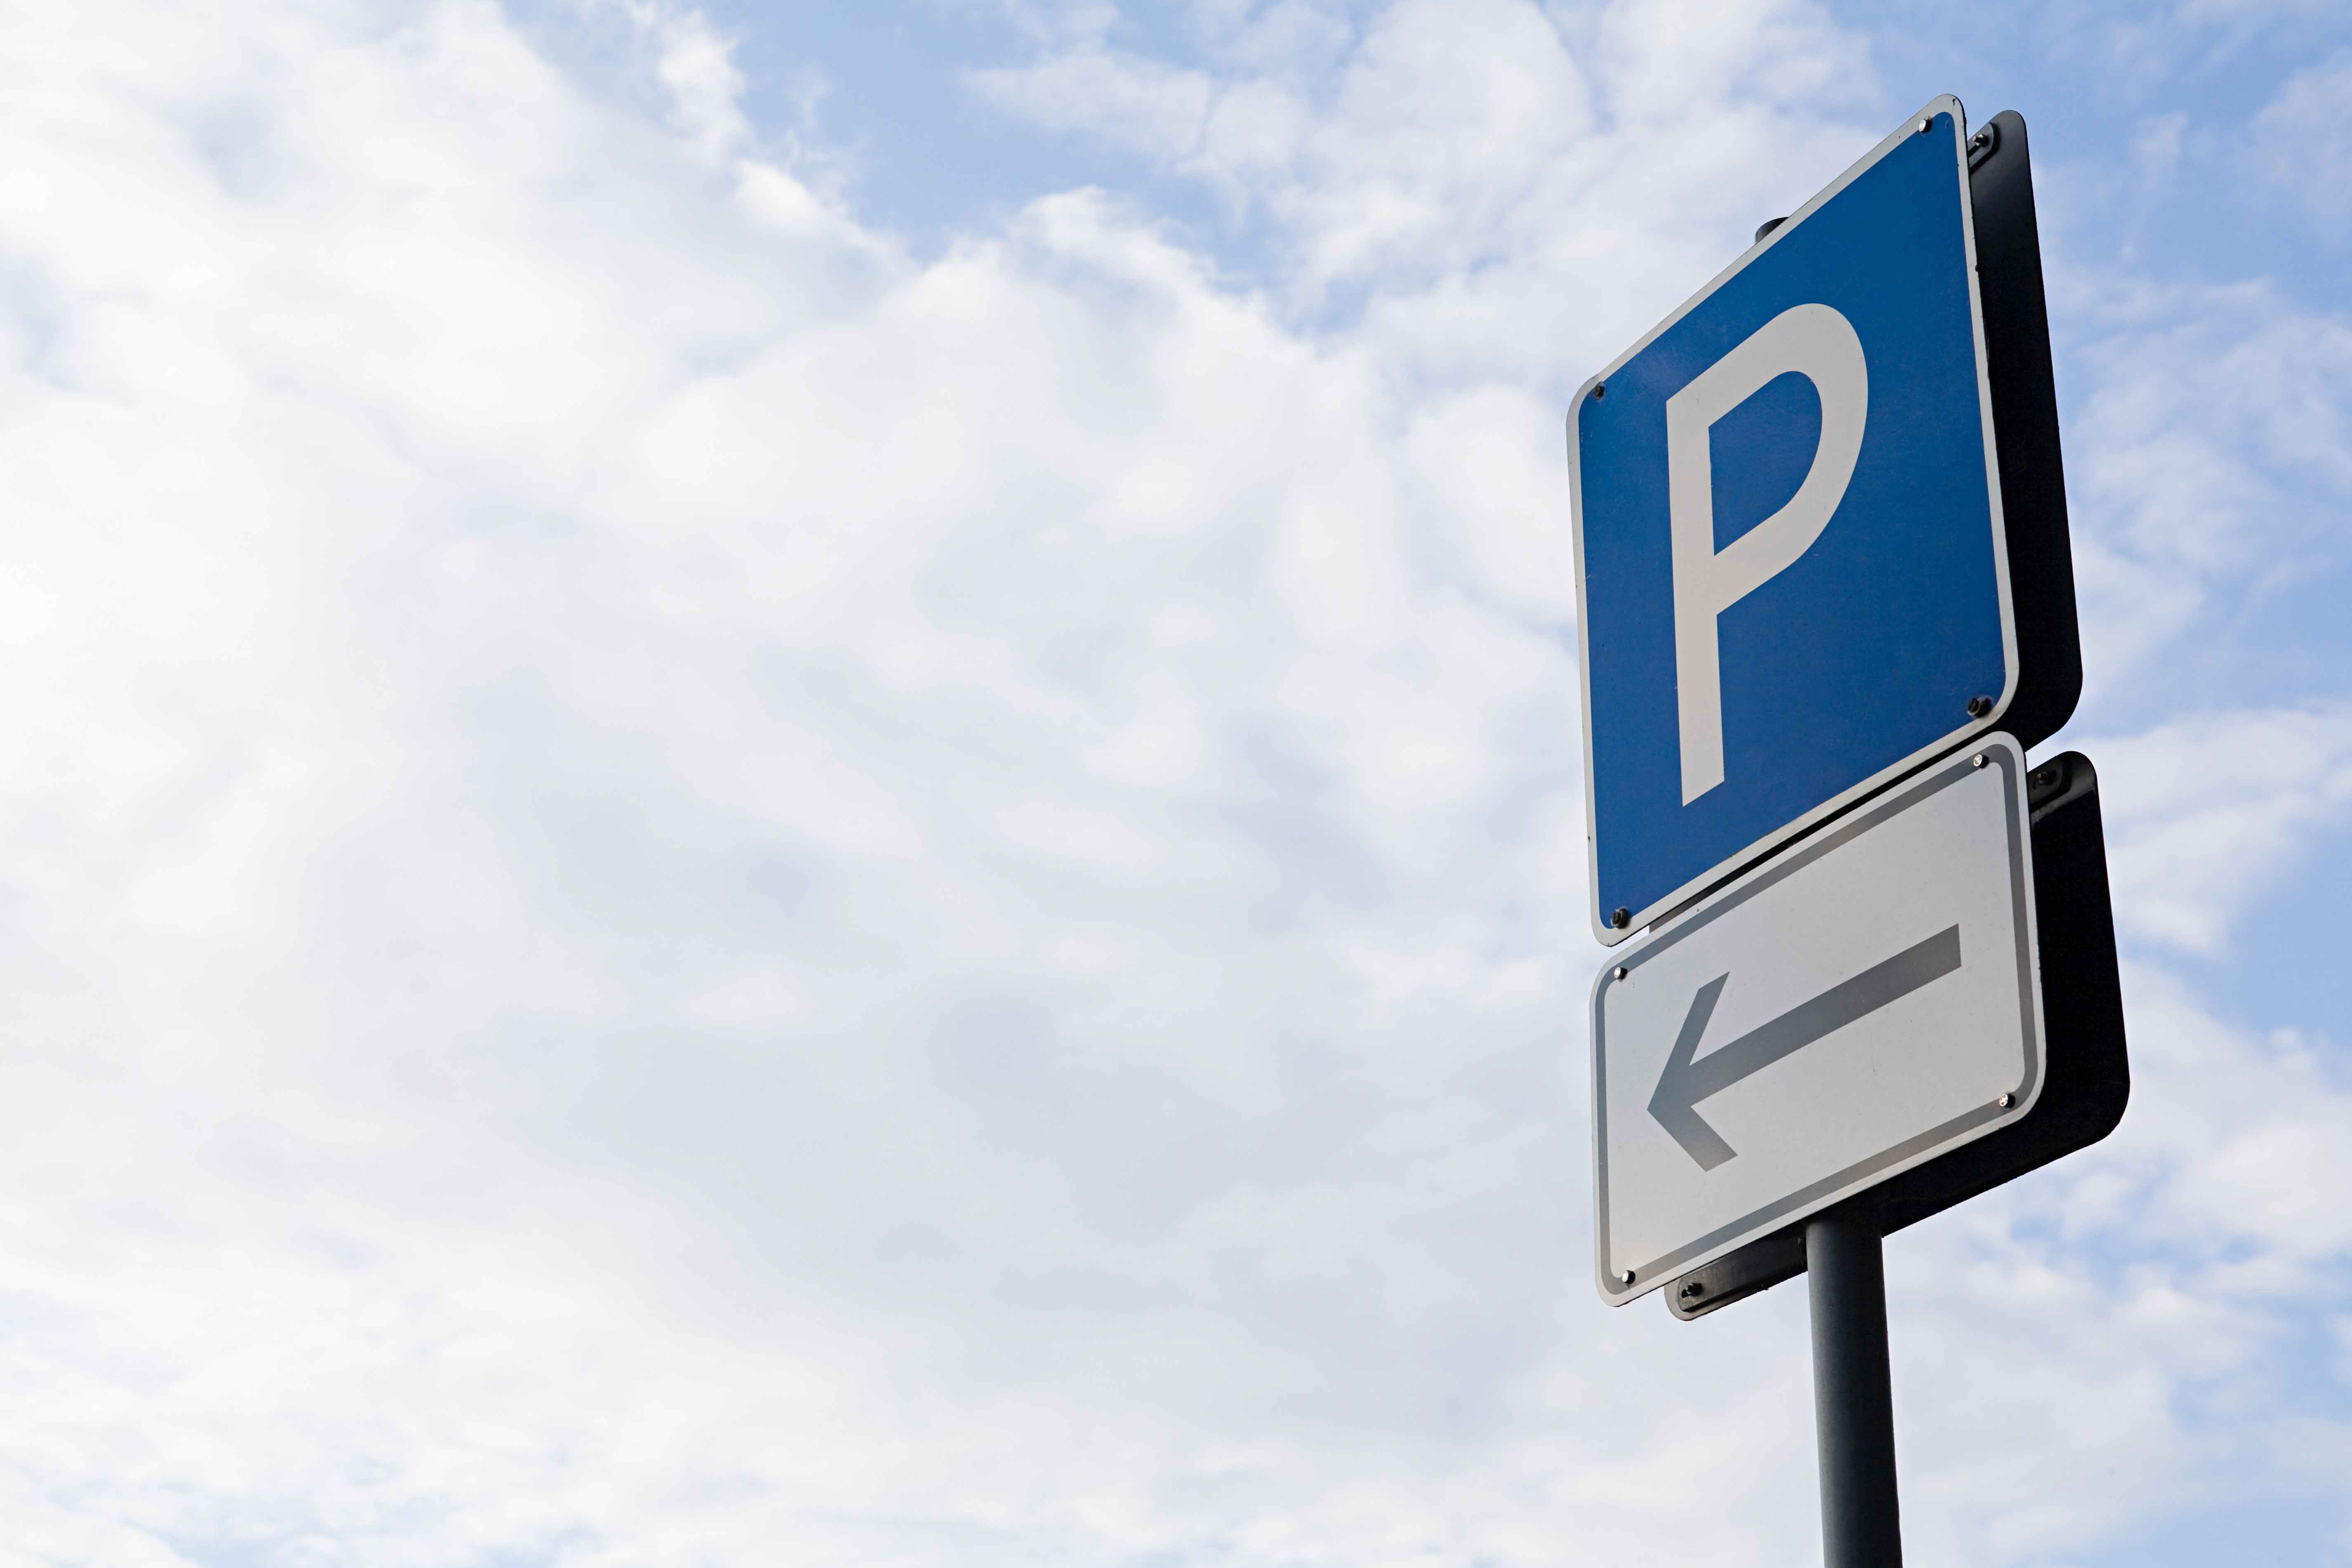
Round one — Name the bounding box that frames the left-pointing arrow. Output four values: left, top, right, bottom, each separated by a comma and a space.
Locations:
1647, 925, 1964, 1170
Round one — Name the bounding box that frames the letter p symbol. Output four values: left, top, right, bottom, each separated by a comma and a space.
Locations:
1667, 304, 1868, 803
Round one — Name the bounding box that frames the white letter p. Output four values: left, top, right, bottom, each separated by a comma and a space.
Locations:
1666, 303, 1868, 804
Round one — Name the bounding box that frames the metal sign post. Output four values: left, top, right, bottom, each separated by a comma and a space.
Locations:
1567, 98, 2125, 1568
1808, 1209, 1901, 1568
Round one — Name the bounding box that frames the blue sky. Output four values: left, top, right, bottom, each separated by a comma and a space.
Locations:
0, 2, 2348, 1565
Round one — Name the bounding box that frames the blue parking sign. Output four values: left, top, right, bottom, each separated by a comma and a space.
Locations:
1569, 97, 2017, 945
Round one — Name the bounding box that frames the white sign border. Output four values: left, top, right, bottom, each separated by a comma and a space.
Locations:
1589, 734, 2046, 1306
1567, 94, 2020, 947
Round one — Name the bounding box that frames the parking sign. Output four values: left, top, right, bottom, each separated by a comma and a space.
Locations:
1570, 96, 2017, 942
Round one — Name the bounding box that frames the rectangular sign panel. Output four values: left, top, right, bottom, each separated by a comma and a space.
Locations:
1592, 736, 2044, 1305
1663, 747, 2128, 1320
1569, 95, 2017, 943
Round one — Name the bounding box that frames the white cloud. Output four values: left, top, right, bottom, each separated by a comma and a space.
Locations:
2253, 46, 2352, 229
971, 0, 1880, 383
973, 46, 1218, 159
648, 9, 750, 158
2058, 284, 2352, 700
2092, 704, 2352, 955
0, 0, 1592, 1556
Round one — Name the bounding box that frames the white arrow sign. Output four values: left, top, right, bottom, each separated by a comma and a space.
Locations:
1592, 736, 2045, 1304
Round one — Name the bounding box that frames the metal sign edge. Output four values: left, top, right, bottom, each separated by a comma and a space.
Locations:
1568, 92, 2020, 947
1588, 734, 2048, 1305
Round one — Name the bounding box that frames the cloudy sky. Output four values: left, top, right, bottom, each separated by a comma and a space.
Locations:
2, 1, 2350, 1563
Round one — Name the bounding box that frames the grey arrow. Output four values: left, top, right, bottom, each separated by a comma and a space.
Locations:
1648, 925, 1964, 1170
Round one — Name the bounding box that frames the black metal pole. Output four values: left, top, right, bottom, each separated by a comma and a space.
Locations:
1807, 1207, 1902, 1567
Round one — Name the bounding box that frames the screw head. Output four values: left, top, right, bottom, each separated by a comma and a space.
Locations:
1966, 694, 1993, 718
1971, 752, 1987, 769
1680, 1281, 1705, 1299
1613, 965, 1628, 981
1610, 906, 1632, 930
1917, 116, 1932, 134
1591, 382, 1605, 399
1618, 1270, 1636, 1286
1998, 1092, 2016, 1109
